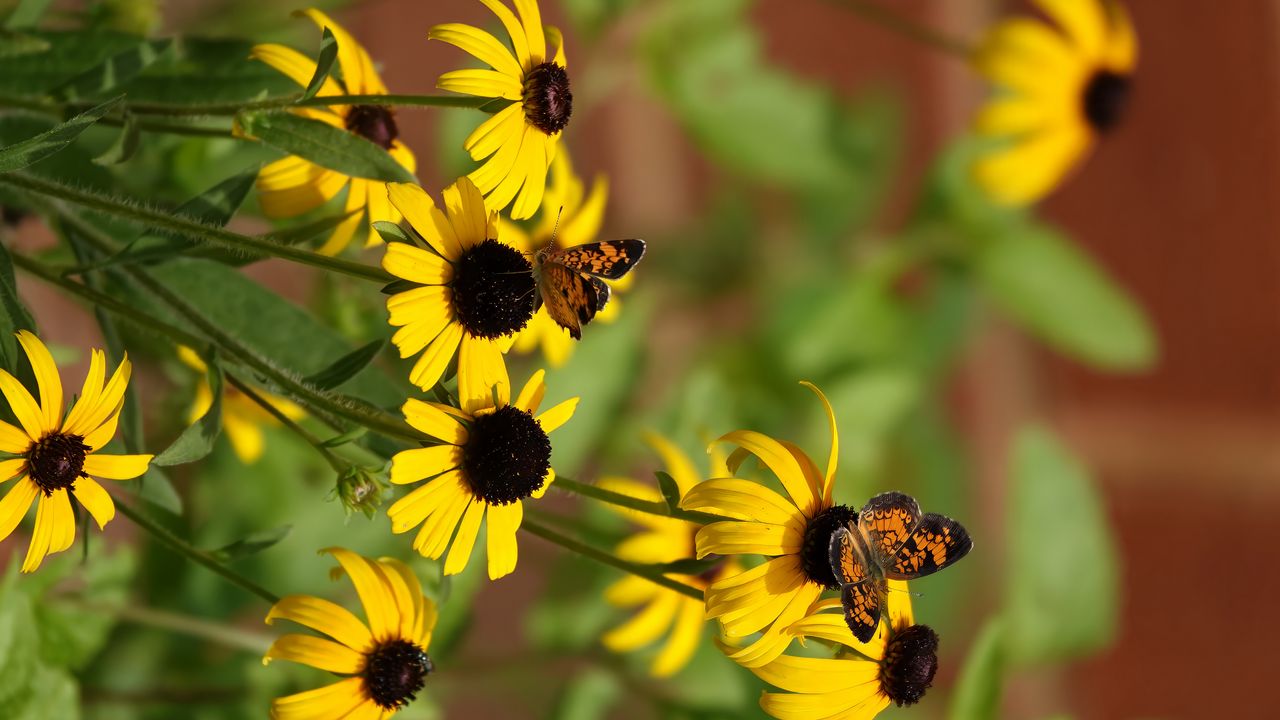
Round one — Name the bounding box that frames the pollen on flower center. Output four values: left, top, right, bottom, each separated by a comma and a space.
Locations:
345, 104, 400, 149
880, 624, 939, 707
451, 238, 536, 339
800, 504, 859, 589
463, 405, 551, 505
522, 61, 573, 135
363, 638, 432, 710
1082, 70, 1130, 133
26, 432, 90, 496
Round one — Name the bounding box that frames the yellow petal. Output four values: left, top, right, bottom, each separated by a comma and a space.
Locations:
680, 478, 801, 526
61, 349, 104, 437
0, 477, 37, 542
410, 475, 472, 559
316, 179, 368, 256
408, 321, 463, 391
0, 369, 45, 440
604, 574, 660, 607
263, 634, 364, 674
650, 598, 704, 677
16, 332, 63, 431
513, 369, 546, 414
299, 8, 384, 95
266, 594, 374, 654
695, 521, 802, 558
509, 130, 552, 220
441, 176, 489, 251
530, 467, 555, 499
643, 432, 700, 497
974, 124, 1091, 206
250, 44, 327, 92
719, 430, 820, 518
800, 382, 839, 502
83, 453, 152, 480
269, 677, 367, 720
387, 285, 452, 330
390, 445, 464, 485
401, 399, 468, 444
429, 23, 523, 79
724, 582, 822, 668
259, 167, 349, 219
0, 419, 29, 454
535, 397, 577, 434
1103, 2, 1138, 71
388, 469, 466, 531
22, 492, 56, 572
758, 686, 886, 720
64, 354, 130, 438
322, 547, 399, 643
464, 103, 525, 163
513, 0, 546, 65
444, 497, 485, 575
377, 557, 435, 644
752, 653, 882, 694
1033, 0, 1107, 61
382, 243, 452, 286
0, 458, 23, 482
222, 413, 265, 464
439, 68, 523, 99
485, 500, 522, 579
457, 335, 510, 414
72, 477, 115, 530
602, 591, 679, 652
387, 183, 463, 261
478, 0, 531, 71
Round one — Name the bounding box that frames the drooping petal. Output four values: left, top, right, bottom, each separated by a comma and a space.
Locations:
680, 478, 801, 527
408, 321, 463, 391
22, 493, 55, 572
250, 44, 335, 95
0, 477, 38, 542
695, 521, 802, 559
222, 412, 266, 464
643, 432, 700, 497
72, 477, 116, 530
973, 125, 1091, 206
485, 500, 523, 579
387, 469, 467, 532
752, 653, 882, 694
429, 23, 523, 79
457, 335, 510, 414
266, 595, 374, 653
316, 179, 369, 256
719, 431, 820, 518
651, 598, 704, 677
602, 591, 680, 651
410, 476, 472, 559
269, 677, 369, 720
443, 497, 484, 576
389, 445, 464, 485
264, 634, 365, 674
438, 68, 523, 99
300, 8, 384, 95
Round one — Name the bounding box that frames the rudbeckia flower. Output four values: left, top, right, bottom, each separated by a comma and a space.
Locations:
598, 433, 737, 678
251, 8, 416, 254
264, 547, 438, 718
679, 382, 852, 668
386, 370, 577, 580
430, 0, 571, 219
381, 177, 538, 404
734, 581, 939, 719
0, 332, 152, 572
177, 346, 305, 464
504, 152, 625, 368
972, 0, 1137, 205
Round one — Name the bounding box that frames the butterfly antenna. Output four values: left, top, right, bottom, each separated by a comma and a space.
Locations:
887, 585, 925, 599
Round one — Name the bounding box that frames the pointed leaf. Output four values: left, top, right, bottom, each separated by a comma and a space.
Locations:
301, 28, 339, 101
948, 618, 1008, 720
211, 525, 291, 562
4, 0, 52, 29
0, 242, 35, 382
654, 470, 682, 511
303, 339, 386, 391
152, 356, 223, 466
372, 219, 409, 245
92, 111, 139, 165
237, 109, 416, 182
0, 95, 122, 172
54, 38, 173, 101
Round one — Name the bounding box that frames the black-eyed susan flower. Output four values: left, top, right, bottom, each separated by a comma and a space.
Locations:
0, 332, 152, 572
972, 0, 1137, 205
252, 8, 416, 254
734, 581, 938, 719
386, 370, 576, 580
679, 382, 853, 669
177, 346, 305, 464
505, 152, 624, 367
264, 547, 438, 718
598, 433, 736, 678
382, 177, 536, 405
430, 0, 571, 219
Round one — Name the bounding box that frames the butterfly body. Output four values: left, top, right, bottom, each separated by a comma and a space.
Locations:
532, 239, 646, 339
829, 492, 973, 643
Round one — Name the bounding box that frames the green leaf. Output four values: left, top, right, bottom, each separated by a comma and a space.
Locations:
638, 557, 720, 576
303, 339, 386, 391
301, 27, 339, 101
133, 468, 183, 515
948, 618, 1007, 720
0, 573, 39, 712
320, 426, 367, 448
92, 110, 139, 165
1006, 426, 1119, 665
152, 355, 223, 466
0, 30, 140, 96
211, 525, 292, 562
549, 669, 622, 720
0, 30, 49, 57
29, 546, 135, 670
655, 470, 682, 511
0, 241, 35, 377
0, 95, 122, 172
54, 38, 173, 101
372, 219, 410, 245
975, 226, 1157, 370
237, 109, 416, 183
4, 0, 52, 29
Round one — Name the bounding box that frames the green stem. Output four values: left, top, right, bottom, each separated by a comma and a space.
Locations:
224, 373, 351, 473
0, 93, 499, 118
829, 0, 974, 58
553, 476, 729, 525
57, 600, 271, 654
0, 172, 392, 284
520, 518, 705, 601
115, 501, 281, 604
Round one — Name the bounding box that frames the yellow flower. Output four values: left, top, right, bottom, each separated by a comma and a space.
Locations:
598, 433, 737, 678
177, 346, 305, 464
430, 0, 571, 219
381, 176, 539, 405
736, 581, 938, 719
504, 152, 624, 368
0, 332, 152, 572
386, 370, 576, 580
251, 8, 417, 255
679, 382, 849, 669
972, 0, 1137, 205
264, 547, 438, 718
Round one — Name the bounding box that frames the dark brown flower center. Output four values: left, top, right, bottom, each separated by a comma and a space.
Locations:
1082, 70, 1130, 133
463, 405, 551, 505
363, 639, 432, 710
26, 431, 89, 496
880, 624, 939, 707
451, 238, 536, 339
800, 504, 858, 588
345, 104, 399, 149
522, 61, 572, 135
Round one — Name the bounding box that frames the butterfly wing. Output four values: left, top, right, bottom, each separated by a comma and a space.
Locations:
590, 277, 611, 314
546, 239, 646, 280
538, 262, 602, 340
883, 513, 973, 581
859, 491, 923, 561
829, 525, 884, 644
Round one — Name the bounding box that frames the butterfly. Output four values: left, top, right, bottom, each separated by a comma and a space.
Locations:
829, 491, 973, 643
532, 239, 646, 339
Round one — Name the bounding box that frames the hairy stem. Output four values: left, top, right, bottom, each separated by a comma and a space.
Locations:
553, 476, 729, 525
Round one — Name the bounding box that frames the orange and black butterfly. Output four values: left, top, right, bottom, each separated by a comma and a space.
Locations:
533, 239, 646, 340
829, 492, 972, 643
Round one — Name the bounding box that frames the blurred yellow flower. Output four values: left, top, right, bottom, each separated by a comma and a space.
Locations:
176, 346, 304, 464
679, 382, 853, 669
733, 580, 937, 719
251, 8, 416, 254
386, 370, 576, 580
430, 0, 571, 219
504, 152, 622, 367
380, 177, 535, 404
972, 0, 1137, 205
264, 548, 438, 718
598, 433, 736, 678
0, 332, 152, 572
